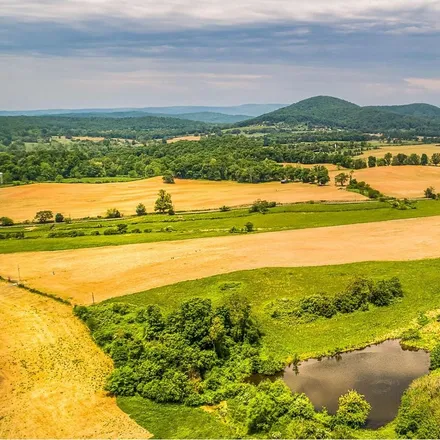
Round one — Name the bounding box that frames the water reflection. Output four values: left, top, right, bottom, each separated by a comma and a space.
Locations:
255, 340, 430, 429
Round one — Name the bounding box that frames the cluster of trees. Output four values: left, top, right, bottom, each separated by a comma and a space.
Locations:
283, 165, 330, 185
425, 186, 440, 200
0, 136, 360, 184
367, 152, 440, 167
269, 277, 403, 320
76, 295, 373, 436
347, 179, 383, 199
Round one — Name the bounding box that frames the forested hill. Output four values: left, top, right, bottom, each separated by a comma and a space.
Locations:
366, 103, 440, 119
0, 114, 212, 143
240, 96, 440, 135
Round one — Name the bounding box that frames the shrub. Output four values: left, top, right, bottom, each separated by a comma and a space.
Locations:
117, 223, 128, 234
335, 390, 371, 428
106, 208, 122, 218
249, 199, 273, 214
103, 228, 119, 235
55, 213, 64, 223
144, 228, 152, 233
370, 277, 403, 306
430, 343, 440, 370
229, 226, 240, 233
0, 217, 14, 226
162, 171, 175, 184
136, 203, 147, 216
219, 205, 231, 212
299, 294, 336, 319
131, 228, 142, 234
91, 230, 100, 236
244, 222, 254, 232
424, 186, 437, 199
335, 277, 372, 313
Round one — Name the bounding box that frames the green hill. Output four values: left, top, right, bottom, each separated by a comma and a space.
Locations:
240, 96, 440, 134
367, 103, 440, 119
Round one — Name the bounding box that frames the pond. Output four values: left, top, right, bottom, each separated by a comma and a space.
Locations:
254, 340, 430, 429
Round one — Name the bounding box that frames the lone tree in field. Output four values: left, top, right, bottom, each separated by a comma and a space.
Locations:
421, 153, 429, 166
55, 213, 64, 223
432, 153, 440, 166
35, 210, 53, 224
0, 216, 14, 226
424, 186, 437, 199
106, 208, 122, 218
154, 189, 174, 214
162, 171, 175, 184
136, 203, 147, 216
334, 172, 349, 187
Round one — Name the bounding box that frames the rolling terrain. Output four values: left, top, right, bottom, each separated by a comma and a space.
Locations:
0, 282, 149, 439
2, 215, 440, 304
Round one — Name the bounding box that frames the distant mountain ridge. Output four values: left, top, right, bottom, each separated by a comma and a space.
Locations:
239, 96, 440, 134
0, 104, 286, 119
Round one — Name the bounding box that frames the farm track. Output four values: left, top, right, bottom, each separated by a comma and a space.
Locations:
0, 282, 150, 439
2, 215, 440, 304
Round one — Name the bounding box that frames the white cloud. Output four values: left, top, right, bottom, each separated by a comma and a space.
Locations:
1, 0, 439, 31
405, 77, 440, 92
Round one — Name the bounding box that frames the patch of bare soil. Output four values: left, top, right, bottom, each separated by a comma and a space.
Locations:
0, 283, 150, 439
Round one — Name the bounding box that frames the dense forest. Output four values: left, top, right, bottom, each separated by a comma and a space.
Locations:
0, 136, 362, 184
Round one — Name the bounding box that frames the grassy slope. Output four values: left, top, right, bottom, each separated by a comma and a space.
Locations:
2, 200, 440, 253
107, 259, 440, 361
117, 397, 235, 439
109, 259, 440, 438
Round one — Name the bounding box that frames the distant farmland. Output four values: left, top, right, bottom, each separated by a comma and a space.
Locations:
0, 176, 365, 222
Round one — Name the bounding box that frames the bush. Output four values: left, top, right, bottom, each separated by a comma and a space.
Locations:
91, 230, 100, 236
244, 222, 254, 232
106, 208, 122, 218
103, 228, 119, 235
136, 203, 147, 216
335, 390, 371, 428
219, 205, 231, 212
249, 199, 274, 214
0, 216, 14, 226
430, 343, 440, 370
369, 277, 403, 306
334, 277, 372, 313
229, 226, 240, 233
299, 294, 336, 319
424, 186, 437, 199
131, 228, 142, 234
144, 228, 152, 233
55, 213, 64, 223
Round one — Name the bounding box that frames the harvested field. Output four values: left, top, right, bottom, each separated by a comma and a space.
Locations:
359, 144, 440, 159
353, 165, 440, 198
0, 283, 149, 439
167, 135, 201, 143
2, 216, 440, 304
0, 176, 365, 222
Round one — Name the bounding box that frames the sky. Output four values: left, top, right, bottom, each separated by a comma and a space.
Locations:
1, 0, 440, 110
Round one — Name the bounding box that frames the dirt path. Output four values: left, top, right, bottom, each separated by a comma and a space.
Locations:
0, 283, 150, 439
1, 216, 440, 304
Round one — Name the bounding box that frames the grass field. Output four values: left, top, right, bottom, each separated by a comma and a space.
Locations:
167, 135, 202, 143
2, 200, 440, 254
353, 165, 440, 198
3, 215, 440, 304
0, 282, 149, 439
359, 144, 440, 159
104, 259, 440, 438
105, 259, 440, 361
0, 176, 365, 222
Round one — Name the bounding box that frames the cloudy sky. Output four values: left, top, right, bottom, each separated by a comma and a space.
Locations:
1, 0, 440, 109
